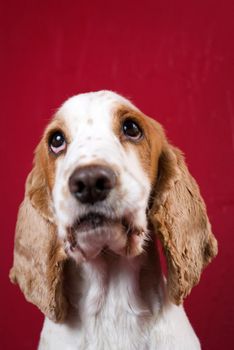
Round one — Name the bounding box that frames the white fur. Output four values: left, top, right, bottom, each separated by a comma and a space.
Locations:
39, 254, 200, 350
39, 91, 200, 349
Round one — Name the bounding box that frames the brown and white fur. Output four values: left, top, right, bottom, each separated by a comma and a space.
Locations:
10, 91, 217, 350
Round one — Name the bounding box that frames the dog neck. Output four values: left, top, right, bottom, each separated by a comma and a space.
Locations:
64, 237, 165, 323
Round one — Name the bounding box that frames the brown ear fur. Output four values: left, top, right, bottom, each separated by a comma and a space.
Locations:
10, 142, 68, 322
150, 144, 218, 304
26, 140, 55, 222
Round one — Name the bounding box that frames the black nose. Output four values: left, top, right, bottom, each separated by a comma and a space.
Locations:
68, 165, 117, 204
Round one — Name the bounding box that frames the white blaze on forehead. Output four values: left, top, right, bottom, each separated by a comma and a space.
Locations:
58, 90, 137, 138
56, 91, 139, 170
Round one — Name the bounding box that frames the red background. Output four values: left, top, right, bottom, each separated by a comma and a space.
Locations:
1, 1, 234, 349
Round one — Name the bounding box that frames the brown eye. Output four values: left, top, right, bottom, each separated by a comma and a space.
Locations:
122, 119, 142, 140
49, 131, 66, 154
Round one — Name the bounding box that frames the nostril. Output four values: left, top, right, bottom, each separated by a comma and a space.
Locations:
95, 177, 110, 191
76, 180, 86, 193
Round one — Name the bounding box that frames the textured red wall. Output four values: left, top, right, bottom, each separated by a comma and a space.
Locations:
1, 1, 234, 349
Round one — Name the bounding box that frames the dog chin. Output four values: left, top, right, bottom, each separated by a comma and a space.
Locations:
65, 213, 147, 263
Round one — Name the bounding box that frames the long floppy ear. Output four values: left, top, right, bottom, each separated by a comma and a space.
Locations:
149, 144, 218, 305
10, 141, 68, 322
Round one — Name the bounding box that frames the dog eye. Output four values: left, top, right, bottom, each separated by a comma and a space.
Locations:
49, 131, 66, 154
122, 119, 142, 140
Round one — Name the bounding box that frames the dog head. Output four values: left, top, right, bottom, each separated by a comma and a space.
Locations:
10, 91, 217, 321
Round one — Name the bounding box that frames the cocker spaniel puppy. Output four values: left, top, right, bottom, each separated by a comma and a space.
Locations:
10, 91, 217, 350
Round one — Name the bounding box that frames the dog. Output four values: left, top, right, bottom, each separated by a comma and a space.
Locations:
10, 90, 217, 349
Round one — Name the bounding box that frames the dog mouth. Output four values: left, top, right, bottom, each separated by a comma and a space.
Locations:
70, 212, 141, 236
66, 212, 147, 261
73, 212, 116, 232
